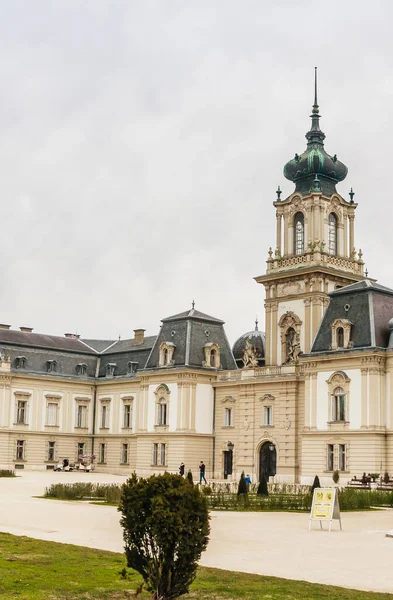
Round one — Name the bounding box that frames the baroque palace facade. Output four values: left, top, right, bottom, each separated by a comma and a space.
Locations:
1, 82, 393, 484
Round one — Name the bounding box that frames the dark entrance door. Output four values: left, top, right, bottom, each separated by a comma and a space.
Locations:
223, 450, 233, 479
259, 442, 276, 481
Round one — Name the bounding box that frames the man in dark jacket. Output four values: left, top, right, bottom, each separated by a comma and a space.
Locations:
199, 461, 207, 484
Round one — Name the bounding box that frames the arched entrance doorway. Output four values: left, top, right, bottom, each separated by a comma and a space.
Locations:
259, 441, 277, 482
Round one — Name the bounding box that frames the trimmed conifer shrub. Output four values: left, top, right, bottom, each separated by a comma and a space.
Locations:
384, 471, 390, 484
186, 470, 194, 485
311, 475, 321, 494
119, 472, 209, 600
237, 471, 248, 496
257, 474, 269, 496
332, 470, 340, 485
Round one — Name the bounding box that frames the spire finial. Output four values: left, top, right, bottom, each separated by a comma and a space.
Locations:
314, 66, 318, 108
192, 299, 195, 309
306, 67, 325, 145
255, 316, 259, 331
349, 188, 355, 203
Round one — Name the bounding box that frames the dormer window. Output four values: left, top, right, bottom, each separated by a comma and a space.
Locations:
158, 342, 175, 367
330, 319, 352, 350
203, 343, 221, 368
15, 356, 27, 369
76, 363, 87, 376
127, 361, 138, 375
106, 363, 116, 377
47, 360, 57, 373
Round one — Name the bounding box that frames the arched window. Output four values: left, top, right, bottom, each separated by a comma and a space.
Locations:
163, 348, 168, 365
331, 386, 345, 422
328, 213, 338, 255
337, 327, 344, 348
294, 212, 304, 255
210, 349, 216, 367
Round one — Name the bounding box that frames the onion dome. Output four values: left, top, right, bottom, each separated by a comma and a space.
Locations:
283, 68, 348, 196
232, 320, 265, 369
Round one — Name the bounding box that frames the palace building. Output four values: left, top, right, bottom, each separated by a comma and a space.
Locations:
1, 77, 392, 484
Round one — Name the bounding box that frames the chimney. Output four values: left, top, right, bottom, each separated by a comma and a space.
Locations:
134, 329, 145, 345
64, 333, 80, 339
20, 327, 33, 332
0, 324, 11, 330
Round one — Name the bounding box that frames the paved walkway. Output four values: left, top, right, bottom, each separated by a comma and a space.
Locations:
1, 472, 393, 593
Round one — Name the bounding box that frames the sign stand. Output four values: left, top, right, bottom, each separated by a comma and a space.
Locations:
309, 487, 342, 531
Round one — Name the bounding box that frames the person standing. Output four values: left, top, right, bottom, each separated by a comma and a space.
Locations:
179, 462, 185, 476
199, 461, 207, 485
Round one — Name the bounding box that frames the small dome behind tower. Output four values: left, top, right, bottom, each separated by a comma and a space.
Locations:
232, 321, 265, 369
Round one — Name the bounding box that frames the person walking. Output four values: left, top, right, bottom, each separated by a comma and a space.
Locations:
199, 461, 207, 485
179, 462, 185, 476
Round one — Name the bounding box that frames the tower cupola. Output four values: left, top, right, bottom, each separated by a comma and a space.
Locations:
283, 68, 348, 196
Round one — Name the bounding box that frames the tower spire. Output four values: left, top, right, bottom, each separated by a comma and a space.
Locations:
307, 66, 325, 144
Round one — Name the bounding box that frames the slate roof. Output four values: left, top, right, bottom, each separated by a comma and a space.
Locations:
0, 329, 97, 354
101, 336, 156, 354
162, 308, 224, 324
311, 280, 393, 353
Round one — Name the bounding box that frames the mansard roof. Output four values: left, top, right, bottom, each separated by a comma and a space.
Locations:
311, 279, 393, 353
162, 308, 224, 324
0, 329, 96, 354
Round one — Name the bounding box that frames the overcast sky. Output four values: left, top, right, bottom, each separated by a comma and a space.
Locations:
0, 0, 392, 345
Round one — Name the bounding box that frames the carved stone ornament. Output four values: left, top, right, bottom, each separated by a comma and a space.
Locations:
260, 394, 275, 403
242, 337, 259, 368
221, 395, 236, 404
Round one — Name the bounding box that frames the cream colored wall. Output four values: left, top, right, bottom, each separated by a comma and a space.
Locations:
195, 384, 214, 434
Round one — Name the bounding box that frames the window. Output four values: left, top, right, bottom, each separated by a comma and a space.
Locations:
123, 404, 132, 429
101, 404, 109, 428
264, 406, 273, 426
76, 363, 87, 375
331, 387, 346, 421
163, 348, 168, 365
327, 444, 334, 471
106, 363, 116, 377
152, 443, 166, 466
156, 401, 167, 426
16, 440, 25, 460
328, 213, 337, 255
121, 443, 128, 464
15, 356, 27, 369
47, 441, 56, 461
224, 407, 232, 427
294, 212, 304, 255
16, 400, 27, 425
77, 442, 85, 459
127, 361, 138, 375
337, 327, 344, 348
76, 405, 87, 428
47, 360, 57, 373
159, 343, 175, 367
46, 402, 58, 426
99, 443, 106, 464
210, 349, 216, 367
338, 444, 347, 471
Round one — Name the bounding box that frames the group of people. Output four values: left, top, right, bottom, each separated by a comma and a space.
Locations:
179, 461, 207, 484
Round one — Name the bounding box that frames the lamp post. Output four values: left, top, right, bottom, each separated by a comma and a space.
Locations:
224, 441, 234, 480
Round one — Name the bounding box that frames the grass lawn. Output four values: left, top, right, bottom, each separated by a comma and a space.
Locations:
0, 533, 392, 600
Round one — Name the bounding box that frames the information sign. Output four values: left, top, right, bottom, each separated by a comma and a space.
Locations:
309, 487, 342, 531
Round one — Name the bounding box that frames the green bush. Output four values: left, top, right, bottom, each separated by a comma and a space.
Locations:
0, 469, 15, 477
44, 482, 122, 503
257, 475, 269, 496
119, 472, 209, 600
332, 470, 340, 484
202, 485, 212, 495
311, 475, 321, 494
186, 470, 194, 485
384, 471, 390, 484
237, 471, 248, 496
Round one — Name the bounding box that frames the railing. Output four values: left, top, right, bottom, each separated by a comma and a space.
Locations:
266, 252, 364, 275
217, 364, 304, 382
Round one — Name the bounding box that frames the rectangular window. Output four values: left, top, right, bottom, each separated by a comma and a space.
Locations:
121, 443, 128, 464
17, 400, 27, 425
157, 403, 167, 426
76, 405, 87, 428
338, 444, 347, 471
16, 440, 25, 460
160, 443, 166, 466
327, 444, 334, 471
77, 442, 85, 459
153, 443, 158, 465
331, 394, 345, 421
224, 407, 232, 426
264, 406, 272, 426
101, 405, 109, 428
99, 443, 106, 463
46, 403, 58, 426
123, 404, 132, 429
47, 441, 56, 461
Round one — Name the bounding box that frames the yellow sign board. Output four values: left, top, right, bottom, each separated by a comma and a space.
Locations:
309, 487, 342, 531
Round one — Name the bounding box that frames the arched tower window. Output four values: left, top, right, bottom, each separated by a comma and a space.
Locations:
294, 212, 304, 255
328, 213, 338, 255
337, 327, 344, 348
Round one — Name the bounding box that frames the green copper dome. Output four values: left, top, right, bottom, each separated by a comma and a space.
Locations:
283, 69, 348, 196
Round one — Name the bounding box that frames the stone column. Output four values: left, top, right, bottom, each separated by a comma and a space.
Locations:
361, 368, 368, 428
283, 213, 289, 255
271, 302, 279, 366
349, 215, 355, 256
276, 211, 282, 255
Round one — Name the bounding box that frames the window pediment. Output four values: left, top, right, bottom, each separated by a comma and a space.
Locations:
260, 394, 275, 403
221, 395, 236, 404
